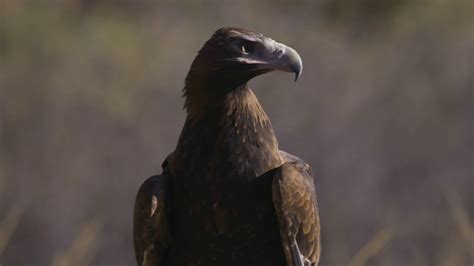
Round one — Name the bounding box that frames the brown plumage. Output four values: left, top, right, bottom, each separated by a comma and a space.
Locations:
133, 27, 320, 266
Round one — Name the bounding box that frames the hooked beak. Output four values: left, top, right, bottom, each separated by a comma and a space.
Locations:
252, 39, 303, 82
270, 42, 303, 82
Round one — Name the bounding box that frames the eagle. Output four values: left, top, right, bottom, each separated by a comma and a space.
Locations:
134, 27, 321, 266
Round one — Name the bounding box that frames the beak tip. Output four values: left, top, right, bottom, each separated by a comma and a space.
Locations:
294, 69, 302, 82
290, 50, 302, 82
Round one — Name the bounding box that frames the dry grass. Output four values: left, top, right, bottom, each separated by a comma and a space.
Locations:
349, 227, 393, 266
52, 218, 103, 266
444, 189, 474, 263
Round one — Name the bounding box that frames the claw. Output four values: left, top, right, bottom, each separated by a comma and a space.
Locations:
150, 196, 158, 217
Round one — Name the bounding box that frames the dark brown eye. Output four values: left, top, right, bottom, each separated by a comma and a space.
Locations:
240, 41, 256, 54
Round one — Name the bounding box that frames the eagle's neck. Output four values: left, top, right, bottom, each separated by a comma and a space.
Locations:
218, 86, 282, 177
175, 85, 282, 179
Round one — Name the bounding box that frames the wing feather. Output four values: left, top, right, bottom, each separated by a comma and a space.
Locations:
272, 161, 321, 266
133, 173, 172, 266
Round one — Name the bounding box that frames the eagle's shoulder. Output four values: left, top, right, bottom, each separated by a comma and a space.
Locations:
279, 150, 308, 167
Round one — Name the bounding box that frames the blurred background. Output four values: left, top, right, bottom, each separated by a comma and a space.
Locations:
0, 0, 472, 265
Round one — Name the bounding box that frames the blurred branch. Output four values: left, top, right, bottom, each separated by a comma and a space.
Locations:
443, 189, 474, 260
349, 227, 393, 266
52, 218, 103, 266
0, 202, 25, 256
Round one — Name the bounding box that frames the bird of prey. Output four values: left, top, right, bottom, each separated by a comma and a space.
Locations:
134, 27, 320, 266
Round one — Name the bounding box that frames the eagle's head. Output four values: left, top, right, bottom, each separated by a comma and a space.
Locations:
186, 27, 303, 88
183, 27, 302, 118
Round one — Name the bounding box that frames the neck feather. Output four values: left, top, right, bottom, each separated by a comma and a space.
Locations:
176, 85, 282, 178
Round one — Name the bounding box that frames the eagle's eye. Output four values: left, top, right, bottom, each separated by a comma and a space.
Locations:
240, 41, 256, 54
